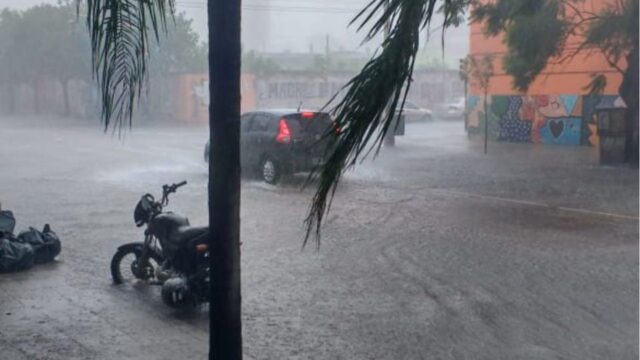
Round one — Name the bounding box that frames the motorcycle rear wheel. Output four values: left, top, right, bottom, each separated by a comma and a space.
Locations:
111, 247, 163, 285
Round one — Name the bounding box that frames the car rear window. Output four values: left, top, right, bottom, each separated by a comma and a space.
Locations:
283, 112, 333, 136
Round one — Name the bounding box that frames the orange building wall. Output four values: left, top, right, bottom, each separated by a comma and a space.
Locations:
467, 0, 627, 146
469, 0, 624, 96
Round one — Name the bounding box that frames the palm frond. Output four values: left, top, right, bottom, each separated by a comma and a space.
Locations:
438, 0, 471, 54
82, 0, 174, 133
304, 0, 445, 248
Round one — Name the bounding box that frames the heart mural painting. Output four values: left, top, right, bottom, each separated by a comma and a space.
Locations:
549, 119, 565, 138
466, 95, 623, 146
540, 117, 581, 145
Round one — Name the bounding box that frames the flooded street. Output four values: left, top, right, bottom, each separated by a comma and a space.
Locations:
0, 117, 637, 359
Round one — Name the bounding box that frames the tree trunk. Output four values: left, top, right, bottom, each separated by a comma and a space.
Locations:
620, 41, 638, 167
62, 79, 70, 117
483, 89, 488, 154
208, 0, 243, 359
463, 80, 468, 131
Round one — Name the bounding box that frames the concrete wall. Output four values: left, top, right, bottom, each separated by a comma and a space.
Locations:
253, 70, 463, 110
168, 73, 257, 123
0, 69, 460, 123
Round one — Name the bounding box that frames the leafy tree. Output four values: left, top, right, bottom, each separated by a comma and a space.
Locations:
149, 13, 207, 75
0, 1, 205, 118
37, 3, 91, 116
472, 0, 639, 164
0, 9, 23, 114
82, 0, 466, 359
458, 55, 471, 130
20, 6, 48, 113
19, 4, 88, 114
0, 3, 91, 116
142, 12, 207, 118
468, 54, 494, 154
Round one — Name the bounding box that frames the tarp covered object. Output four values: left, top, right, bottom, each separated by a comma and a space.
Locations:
0, 236, 35, 273
0, 210, 16, 234
17, 226, 61, 264
0, 210, 61, 273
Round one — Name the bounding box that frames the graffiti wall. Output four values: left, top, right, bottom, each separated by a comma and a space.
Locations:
467, 94, 624, 146
170, 73, 257, 123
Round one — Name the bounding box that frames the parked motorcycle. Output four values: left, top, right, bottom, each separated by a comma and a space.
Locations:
110, 181, 210, 308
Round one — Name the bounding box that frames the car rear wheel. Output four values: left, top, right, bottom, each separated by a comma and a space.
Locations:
261, 157, 280, 184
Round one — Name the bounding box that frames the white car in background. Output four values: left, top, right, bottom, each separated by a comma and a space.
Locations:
437, 97, 466, 120
396, 100, 433, 122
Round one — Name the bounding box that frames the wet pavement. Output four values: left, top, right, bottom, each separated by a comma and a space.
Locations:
0, 117, 637, 359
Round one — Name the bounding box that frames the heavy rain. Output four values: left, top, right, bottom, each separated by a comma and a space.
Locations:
0, 1, 638, 359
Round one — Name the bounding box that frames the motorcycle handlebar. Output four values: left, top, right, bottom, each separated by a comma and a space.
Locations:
160, 181, 187, 205
163, 181, 187, 193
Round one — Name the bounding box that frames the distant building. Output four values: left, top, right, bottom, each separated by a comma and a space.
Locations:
245, 52, 462, 111
168, 73, 257, 123
468, 0, 626, 146
252, 69, 462, 111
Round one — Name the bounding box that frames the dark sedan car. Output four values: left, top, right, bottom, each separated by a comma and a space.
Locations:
205, 109, 337, 184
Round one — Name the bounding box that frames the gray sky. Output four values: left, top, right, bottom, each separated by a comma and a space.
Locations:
2, 0, 469, 66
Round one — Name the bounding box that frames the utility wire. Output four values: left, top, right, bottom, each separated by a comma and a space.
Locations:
176, 0, 362, 13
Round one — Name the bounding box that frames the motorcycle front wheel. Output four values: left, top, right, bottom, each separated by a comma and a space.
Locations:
110, 245, 163, 285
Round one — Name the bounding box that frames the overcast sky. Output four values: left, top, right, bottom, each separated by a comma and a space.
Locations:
2, 0, 469, 66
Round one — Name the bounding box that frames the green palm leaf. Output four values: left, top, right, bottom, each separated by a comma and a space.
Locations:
83, 0, 175, 133
305, 0, 465, 247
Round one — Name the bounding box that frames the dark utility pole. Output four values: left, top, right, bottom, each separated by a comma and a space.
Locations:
208, 0, 243, 359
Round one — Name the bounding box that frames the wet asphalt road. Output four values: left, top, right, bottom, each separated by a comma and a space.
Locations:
0, 117, 637, 360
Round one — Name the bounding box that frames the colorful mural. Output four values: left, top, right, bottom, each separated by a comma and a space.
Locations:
539, 117, 582, 145
497, 96, 531, 143
467, 94, 625, 146
467, 95, 501, 141
467, 95, 482, 129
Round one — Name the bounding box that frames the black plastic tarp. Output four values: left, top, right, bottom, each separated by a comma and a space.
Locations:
17, 226, 61, 264
0, 236, 35, 272
0, 210, 16, 234
0, 211, 61, 273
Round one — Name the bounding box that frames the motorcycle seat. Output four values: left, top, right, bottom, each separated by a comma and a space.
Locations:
172, 225, 208, 247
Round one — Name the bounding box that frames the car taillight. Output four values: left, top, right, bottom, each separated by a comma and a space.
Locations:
276, 118, 291, 144
301, 112, 315, 119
